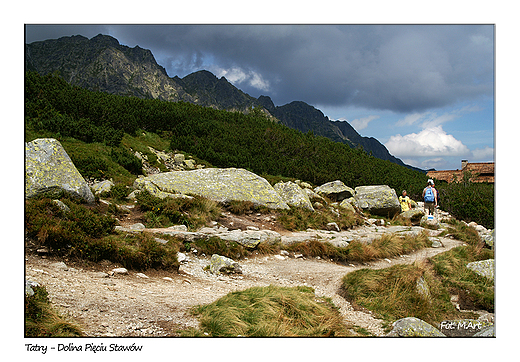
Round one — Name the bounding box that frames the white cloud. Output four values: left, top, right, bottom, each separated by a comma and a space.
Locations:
350, 115, 379, 131
212, 65, 271, 92
472, 146, 494, 161
396, 104, 484, 129
385, 125, 471, 157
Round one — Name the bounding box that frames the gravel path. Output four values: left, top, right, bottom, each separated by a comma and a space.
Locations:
25, 233, 463, 337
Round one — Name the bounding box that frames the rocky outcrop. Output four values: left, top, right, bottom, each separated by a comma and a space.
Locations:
133, 168, 289, 209
387, 317, 445, 337
274, 181, 314, 211
314, 180, 354, 202
354, 185, 400, 218
25, 138, 95, 203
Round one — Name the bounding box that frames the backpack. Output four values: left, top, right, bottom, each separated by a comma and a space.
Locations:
424, 187, 435, 203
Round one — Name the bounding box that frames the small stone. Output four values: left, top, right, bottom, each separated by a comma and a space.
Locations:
177, 252, 188, 263
274, 255, 286, 260
163, 277, 174, 281
169, 225, 188, 232
112, 267, 128, 275
51, 261, 68, 270
136, 273, 149, 279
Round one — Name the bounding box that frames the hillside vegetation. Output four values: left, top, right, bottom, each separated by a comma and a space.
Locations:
25, 71, 427, 194
24, 71, 493, 228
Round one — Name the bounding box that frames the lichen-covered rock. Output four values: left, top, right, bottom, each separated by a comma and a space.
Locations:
354, 185, 400, 218
134, 168, 289, 209
274, 181, 314, 211
209, 254, 242, 274
387, 317, 445, 337
91, 180, 115, 195
314, 180, 354, 202
466, 259, 494, 281
25, 138, 95, 203
399, 208, 425, 223
338, 198, 357, 213
481, 230, 494, 248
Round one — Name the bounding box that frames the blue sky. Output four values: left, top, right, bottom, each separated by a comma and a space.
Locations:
25, 24, 495, 171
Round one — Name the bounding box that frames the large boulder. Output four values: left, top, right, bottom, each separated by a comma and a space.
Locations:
354, 185, 400, 217
274, 181, 314, 211
25, 138, 95, 203
387, 317, 445, 337
134, 168, 289, 209
314, 180, 354, 202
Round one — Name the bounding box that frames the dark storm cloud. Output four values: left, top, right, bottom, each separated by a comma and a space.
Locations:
25, 24, 494, 113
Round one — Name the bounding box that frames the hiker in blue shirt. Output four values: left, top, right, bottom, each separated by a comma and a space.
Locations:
422, 179, 437, 216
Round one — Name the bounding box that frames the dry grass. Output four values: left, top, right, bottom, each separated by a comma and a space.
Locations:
190, 285, 353, 337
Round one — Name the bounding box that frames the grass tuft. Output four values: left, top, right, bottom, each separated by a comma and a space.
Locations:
191, 285, 352, 337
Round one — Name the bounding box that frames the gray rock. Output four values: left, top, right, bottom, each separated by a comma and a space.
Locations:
51, 261, 68, 271
314, 180, 354, 202
399, 208, 425, 223
338, 198, 357, 213
466, 259, 494, 281
473, 325, 495, 337
209, 254, 242, 274
387, 317, 445, 337
439, 319, 494, 337
25, 280, 39, 297
420, 215, 440, 230
481, 230, 494, 248
431, 239, 443, 248
326, 222, 340, 232
134, 168, 289, 209
53, 199, 70, 213
354, 185, 400, 218
219, 229, 281, 249
129, 223, 146, 230
91, 180, 115, 195
25, 138, 95, 203
112, 268, 129, 275
274, 181, 314, 211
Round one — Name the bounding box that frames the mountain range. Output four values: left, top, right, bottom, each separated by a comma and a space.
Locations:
25, 34, 424, 172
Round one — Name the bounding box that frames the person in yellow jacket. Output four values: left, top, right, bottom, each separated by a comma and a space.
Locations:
399, 190, 412, 212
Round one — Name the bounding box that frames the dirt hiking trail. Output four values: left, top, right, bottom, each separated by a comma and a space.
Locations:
25, 226, 464, 337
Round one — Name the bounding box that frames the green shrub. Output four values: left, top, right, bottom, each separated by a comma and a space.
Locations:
70, 154, 110, 179
437, 181, 494, 229
110, 146, 142, 175
136, 191, 222, 230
